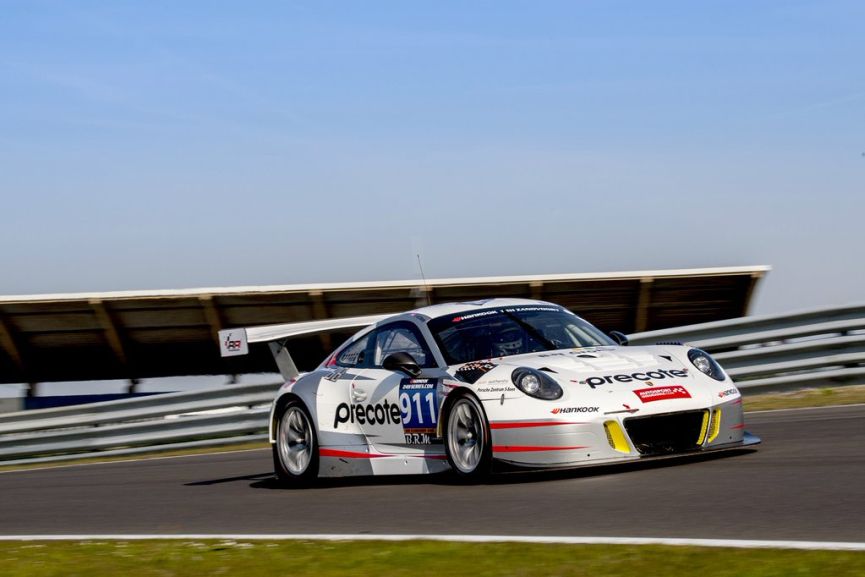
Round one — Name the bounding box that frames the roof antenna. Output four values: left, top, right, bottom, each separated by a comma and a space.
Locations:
416, 253, 432, 306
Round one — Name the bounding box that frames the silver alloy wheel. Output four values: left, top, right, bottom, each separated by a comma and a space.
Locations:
278, 406, 314, 476
447, 399, 485, 473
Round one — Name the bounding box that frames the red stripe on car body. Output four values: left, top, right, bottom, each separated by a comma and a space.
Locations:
493, 445, 587, 453
319, 448, 386, 459
319, 448, 447, 460
490, 421, 585, 429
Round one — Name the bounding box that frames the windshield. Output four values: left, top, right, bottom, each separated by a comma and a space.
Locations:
427, 305, 615, 365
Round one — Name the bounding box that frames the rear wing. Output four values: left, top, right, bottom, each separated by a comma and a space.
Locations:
218, 314, 391, 380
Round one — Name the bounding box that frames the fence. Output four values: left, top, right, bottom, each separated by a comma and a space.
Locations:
629, 303, 865, 393
0, 382, 276, 465
1, 303, 862, 465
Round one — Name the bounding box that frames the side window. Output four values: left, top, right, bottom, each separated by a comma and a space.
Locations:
336, 333, 372, 368
374, 323, 435, 368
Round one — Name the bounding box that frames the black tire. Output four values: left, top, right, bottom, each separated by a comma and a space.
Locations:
272, 400, 319, 486
444, 394, 492, 481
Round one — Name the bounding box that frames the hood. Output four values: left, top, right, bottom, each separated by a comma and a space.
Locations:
455, 345, 722, 411
456, 346, 687, 377
498, 346, 664, 374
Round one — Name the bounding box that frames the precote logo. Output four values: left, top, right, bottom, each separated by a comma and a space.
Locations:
580, 368, 689, 388
334, 401, 402, 428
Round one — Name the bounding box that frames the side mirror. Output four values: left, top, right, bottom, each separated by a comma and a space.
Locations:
609, 331, 629, 346
382, 352, 422, 377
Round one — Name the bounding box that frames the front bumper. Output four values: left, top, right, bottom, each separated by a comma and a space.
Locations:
488, 398, 755, 468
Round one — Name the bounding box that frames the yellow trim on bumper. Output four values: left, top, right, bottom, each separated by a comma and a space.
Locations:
708, 409, 722, 443
697, 410, 710, 445
604, 421, 631, 453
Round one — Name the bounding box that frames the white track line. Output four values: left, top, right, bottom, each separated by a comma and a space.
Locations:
0, 535, 863, 551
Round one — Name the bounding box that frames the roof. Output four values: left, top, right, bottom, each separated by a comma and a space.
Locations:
0, 266, 769, 386
407, 297, 546, 320
237, 299, 551, 349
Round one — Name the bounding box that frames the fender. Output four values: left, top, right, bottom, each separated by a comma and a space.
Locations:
269, 391, 305, 443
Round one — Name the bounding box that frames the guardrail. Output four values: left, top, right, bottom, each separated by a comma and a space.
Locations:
2, 303, 863, 465
0, 382, 277, 465
629, 303, 865, 394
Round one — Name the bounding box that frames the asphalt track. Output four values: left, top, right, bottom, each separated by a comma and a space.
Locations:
0, 405, 863, 541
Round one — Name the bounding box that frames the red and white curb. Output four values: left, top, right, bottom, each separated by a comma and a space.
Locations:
0, 535, 863, 551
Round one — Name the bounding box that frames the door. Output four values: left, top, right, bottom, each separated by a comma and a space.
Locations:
351, 321, 443, 452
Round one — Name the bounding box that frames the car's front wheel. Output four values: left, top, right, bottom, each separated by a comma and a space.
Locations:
444, 395, 492, 481
273, 400, 319, 486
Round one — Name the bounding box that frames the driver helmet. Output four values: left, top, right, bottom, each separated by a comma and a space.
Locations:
492, 326, 524, 356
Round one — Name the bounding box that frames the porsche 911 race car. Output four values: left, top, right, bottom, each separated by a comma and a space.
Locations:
220, 298, 759, 485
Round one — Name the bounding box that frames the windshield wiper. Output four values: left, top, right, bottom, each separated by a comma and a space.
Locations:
502, 311, 557, 351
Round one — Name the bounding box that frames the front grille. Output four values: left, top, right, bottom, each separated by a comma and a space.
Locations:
624, 410, 707, 455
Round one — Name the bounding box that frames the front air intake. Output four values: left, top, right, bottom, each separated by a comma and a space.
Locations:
624, 410, 707, 455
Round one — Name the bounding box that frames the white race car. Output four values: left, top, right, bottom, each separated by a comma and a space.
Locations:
220, 298, 758, 485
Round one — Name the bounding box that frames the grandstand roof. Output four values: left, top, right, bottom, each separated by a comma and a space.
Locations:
0, 266, 768, 386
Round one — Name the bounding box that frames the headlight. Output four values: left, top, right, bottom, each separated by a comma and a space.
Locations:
687, 348, 727, 381
511, 368, 563, 400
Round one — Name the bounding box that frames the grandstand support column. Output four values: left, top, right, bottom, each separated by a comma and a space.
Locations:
741, 272, 765, 316
0, 312, 31, 392
200, 295, 225, 349
634, 278, 654, 333
309, 291, 333, 352
90, 299, 133, 383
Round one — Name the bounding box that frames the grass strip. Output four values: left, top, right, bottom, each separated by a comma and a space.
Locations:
743, 383, 865, 411
2, 540, 864, 577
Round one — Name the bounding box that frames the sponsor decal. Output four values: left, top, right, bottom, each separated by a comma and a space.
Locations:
580, 368, 690, 389
718, 388, 739, 398
452, 310, 499, 323
400, 379, 439, 435
477, 385, 517, 393
224, 333, 242, 352
504, 306, 562, 314
634, 386, 691, 403
219, 329, 248, 356
334, 401, 402, 428
456, 361, 497, 384
323, 367, 348, 382
404, 432, 437, 445
451, 306, 561, 324
551, 406, 599, 414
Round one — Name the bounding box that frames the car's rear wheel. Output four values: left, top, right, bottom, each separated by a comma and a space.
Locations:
445, 395, 492, 481
273, 400, 319, 486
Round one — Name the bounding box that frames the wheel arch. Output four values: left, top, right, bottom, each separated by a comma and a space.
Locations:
437, 387, 487, 439
269, 391, 306, 443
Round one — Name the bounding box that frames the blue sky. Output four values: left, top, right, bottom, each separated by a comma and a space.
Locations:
1, 1, 863, 314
